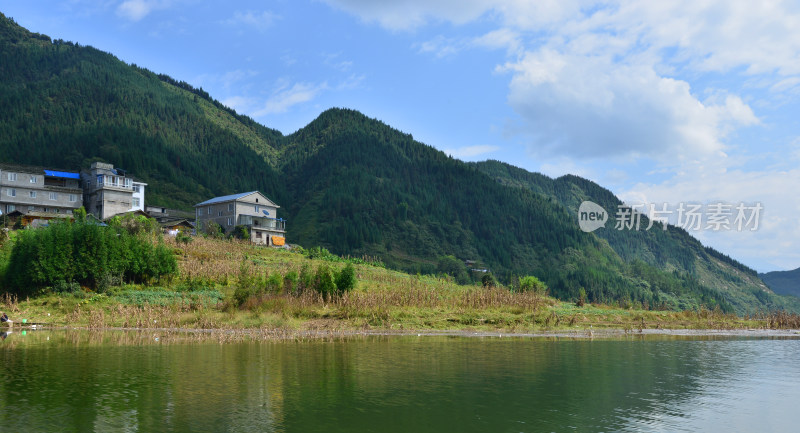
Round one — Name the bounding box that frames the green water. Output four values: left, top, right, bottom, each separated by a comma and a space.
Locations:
2, 331, 800, 432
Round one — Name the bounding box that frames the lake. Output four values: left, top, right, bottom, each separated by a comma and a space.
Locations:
1, 330, 799, 432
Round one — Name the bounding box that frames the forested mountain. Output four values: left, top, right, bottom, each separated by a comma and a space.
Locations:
0, 13, 282, 209
760, 268, 800, 298
2, 12, 796, 313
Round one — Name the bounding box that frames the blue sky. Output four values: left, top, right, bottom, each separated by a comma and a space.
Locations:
4, 1, 800, 272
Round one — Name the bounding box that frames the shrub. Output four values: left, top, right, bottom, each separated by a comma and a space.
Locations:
335, 263, 357, 293
265, 272, 284, 294
203, 221, 224, 239
176, 231, 193, 244
2, 220, 178, 297
284, 270, 299, 295
233, 261, 256, 306
232, 225, 249, 240
481, 273, 498, 288
313, 264, 336, 298
576, 287, 587, 307
305, 246, 335, 260
298, 264, 314, 294
52, 280, 81, 294
518, 275, 547, 295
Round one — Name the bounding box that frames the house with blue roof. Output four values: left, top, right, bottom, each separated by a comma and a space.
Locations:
194, 191, 286, 246
0, 163, 83, 218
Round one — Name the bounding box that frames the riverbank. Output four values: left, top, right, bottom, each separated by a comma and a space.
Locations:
2, 236, 798, 334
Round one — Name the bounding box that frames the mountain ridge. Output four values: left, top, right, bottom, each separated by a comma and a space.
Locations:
1, 12, 797, 313
761, 267, 800, 298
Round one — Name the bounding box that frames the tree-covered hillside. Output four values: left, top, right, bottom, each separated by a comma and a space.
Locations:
761, 268, 800, 298
0, 13, 282, 209
1, 12, 796, 313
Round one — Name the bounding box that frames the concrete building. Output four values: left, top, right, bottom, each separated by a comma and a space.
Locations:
81, 162, 147, 220
194, 191, 285, 245
0, 164, 83, 217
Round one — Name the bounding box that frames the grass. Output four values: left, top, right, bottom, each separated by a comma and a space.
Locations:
1, 236, 797, 334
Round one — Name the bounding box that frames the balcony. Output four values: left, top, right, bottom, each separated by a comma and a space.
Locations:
238, 215, 286, 232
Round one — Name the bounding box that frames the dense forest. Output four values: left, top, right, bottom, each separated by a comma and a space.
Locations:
1, 12, 797, 313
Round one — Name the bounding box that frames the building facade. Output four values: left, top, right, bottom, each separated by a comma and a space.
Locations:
194, 191, 285, 245
0, 164, 83, 217
81, 162, 147, 220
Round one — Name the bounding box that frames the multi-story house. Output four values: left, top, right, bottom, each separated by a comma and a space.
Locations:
194, 191, 286, 245
0, 164, 83, 216
81, 162, 147, 219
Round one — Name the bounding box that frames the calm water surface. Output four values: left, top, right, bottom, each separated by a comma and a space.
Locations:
1, 330, 799, 432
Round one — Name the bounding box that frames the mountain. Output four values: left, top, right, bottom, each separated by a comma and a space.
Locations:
760, 268, 800, 298
2, 12, 797, 314
0, 13, 282, 209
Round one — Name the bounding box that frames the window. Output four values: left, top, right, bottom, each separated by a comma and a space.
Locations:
133, 185, 140, 193
227, 217, 233, 226
69, 194, 77, 203
218, 211, 223, 216
256, 231, 262, 239
133, 198, 140, 207
55, 209, 60, 214
8, 188, 16, 197
29, 191, 37, 198
49, 192, 57, 200
43, 207, 48, 213
112, 176, 119, 186
30, 177, 37, 184
228, 203, 234, 212
7, 173, 17, 181
97, 175, 103, 185
28, 206, 34, 212
207, 207, 211, 215
124, 178, 132, 188
254, 205, 259, 212
6, 204, 14, 212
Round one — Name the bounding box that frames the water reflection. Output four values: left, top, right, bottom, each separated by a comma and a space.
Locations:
1, 330, 799, 432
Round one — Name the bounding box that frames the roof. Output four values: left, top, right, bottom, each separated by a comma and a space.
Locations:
44, 170, 80, 179
0, 163, 81, 177
23, 211, 72, 219
159, 218, 195, 228
195, 191, 262, 207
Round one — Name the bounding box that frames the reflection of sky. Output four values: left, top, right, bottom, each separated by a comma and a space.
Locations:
619, 340, 800, 432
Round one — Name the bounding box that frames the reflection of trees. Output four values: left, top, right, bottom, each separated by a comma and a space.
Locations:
0, 332, 749, 432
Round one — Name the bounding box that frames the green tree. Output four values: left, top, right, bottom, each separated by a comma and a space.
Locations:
519, 275, 547, 295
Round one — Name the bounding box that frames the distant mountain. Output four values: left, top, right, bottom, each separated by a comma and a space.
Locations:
760, 268, 800, 298
2, 12, 798, 314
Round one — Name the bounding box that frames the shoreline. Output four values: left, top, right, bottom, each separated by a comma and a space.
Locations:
6, 325, 800, 342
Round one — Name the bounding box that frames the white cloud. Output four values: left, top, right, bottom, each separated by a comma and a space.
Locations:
254, 82, 328, 116
620, 164, 800, 271
473, 28, 522, 56
116, 0, 169, 22
443, 145, 500, 159
417, 36, 463, 58
220, 96, 258, 114
500, 50, 759, 161
322, 0, 495, 31
223, 10, 279, 32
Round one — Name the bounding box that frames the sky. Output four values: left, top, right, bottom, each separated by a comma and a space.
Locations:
4, 1, 800, 272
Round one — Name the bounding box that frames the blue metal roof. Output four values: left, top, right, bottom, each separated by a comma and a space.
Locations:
195, 191, 260, 206
44, 170, 80, 179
